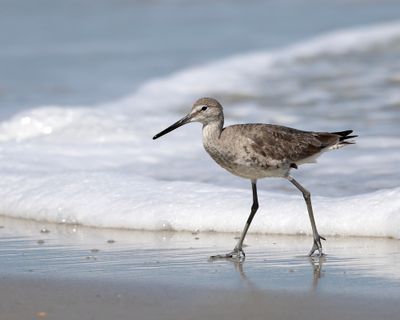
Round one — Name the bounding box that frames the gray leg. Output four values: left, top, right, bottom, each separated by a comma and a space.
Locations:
234, 179, 259, 255
287, 176, 325, 256
210, 179, 259, 260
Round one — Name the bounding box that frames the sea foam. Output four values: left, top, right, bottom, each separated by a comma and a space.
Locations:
0, 172, 399, 239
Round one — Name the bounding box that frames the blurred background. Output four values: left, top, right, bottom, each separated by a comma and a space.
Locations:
2, 0, 400, 118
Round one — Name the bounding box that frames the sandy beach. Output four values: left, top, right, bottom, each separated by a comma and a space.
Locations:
1, 216, 399, 320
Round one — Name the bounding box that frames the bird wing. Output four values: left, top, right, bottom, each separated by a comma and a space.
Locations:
224, 124, 339, 165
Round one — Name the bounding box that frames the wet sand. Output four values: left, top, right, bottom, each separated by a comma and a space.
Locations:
2, 276, 399, 320
0, 216, 399, 320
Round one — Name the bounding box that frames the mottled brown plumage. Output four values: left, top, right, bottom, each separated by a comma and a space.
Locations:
153, 97, 357, 259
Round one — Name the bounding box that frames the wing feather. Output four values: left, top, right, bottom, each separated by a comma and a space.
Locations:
223, 124, 340, 165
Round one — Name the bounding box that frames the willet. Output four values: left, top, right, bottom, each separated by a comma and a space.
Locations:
153, 97, 357, 259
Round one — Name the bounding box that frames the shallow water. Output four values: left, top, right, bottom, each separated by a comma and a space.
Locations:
1, 217, 399, 298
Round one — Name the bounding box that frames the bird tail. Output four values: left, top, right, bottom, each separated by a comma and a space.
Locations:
330, 130, 357, 147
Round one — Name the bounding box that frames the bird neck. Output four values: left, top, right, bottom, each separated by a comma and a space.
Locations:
202, 120, 223, 144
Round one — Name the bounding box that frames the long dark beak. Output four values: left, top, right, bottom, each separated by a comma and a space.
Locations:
153, 114, 192, 140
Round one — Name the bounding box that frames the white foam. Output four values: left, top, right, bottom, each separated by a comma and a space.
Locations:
0, 171, 398, 238
0, 21, 399, 238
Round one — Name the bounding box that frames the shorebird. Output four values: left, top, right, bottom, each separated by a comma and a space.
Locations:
153, 97, 356, 259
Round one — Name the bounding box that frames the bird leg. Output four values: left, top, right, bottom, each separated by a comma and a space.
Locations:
210, 180, 259, 261
287, 176, 326, 256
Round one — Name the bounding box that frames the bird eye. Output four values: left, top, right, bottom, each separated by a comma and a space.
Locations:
201, 106, 208, 111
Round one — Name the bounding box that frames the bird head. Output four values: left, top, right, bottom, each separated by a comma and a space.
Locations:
153, 97, 223, 140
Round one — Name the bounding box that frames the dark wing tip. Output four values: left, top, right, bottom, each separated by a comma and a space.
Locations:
331, 130, 358, 142
331, 129, 353, 136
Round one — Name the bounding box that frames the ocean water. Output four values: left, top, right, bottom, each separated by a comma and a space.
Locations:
0, 1, 399, 239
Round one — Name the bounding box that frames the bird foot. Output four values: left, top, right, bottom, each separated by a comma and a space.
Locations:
209, 247, 246, 261
308, 234, 326, 257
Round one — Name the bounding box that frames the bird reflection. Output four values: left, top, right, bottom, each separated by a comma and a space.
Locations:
210, 254, 326, 292
309, 255, 326, 291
